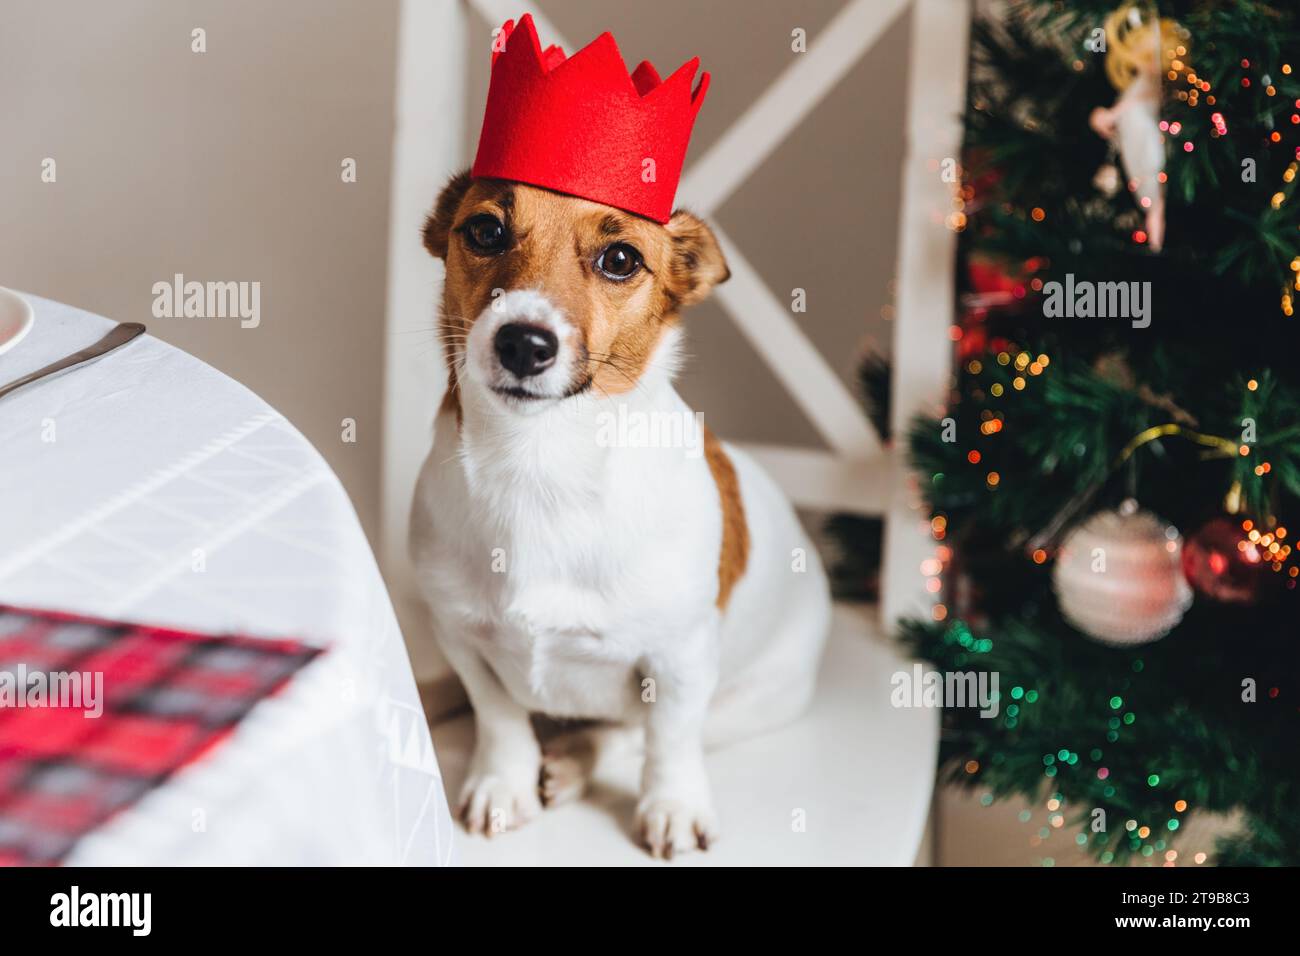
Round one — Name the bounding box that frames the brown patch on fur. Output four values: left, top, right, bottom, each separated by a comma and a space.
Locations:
664, 210, 730, 310
423, 171, 729, 398
423, 170, 473, 259
703, 427, 749, 609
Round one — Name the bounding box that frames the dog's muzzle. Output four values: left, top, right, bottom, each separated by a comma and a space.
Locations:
466, 289, 582, 405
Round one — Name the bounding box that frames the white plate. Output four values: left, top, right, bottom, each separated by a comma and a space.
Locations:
0, 287, 35, 356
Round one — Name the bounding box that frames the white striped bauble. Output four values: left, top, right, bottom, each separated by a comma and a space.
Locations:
1052, 503, 1192, 645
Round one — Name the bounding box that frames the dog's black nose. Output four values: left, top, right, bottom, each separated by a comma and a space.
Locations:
494, 323, 558, 379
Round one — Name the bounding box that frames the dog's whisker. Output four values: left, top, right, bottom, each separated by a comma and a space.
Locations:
582, 352, 653, 400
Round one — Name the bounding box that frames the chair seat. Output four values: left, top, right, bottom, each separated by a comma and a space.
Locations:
430, 603, 939, 866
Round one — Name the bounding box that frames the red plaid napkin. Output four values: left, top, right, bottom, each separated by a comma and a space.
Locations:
0, 605, 321, 865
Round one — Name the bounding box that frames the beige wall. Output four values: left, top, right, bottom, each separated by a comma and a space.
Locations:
3, 0, 908, 573
3, 0, 908, 546
0, 0, 399, 545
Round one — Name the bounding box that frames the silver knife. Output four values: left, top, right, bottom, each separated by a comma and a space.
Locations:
0, 322, 147, 401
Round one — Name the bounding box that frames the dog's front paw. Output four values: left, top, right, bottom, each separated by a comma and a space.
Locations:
635, 794, 719, 860
457, 769, 542, 837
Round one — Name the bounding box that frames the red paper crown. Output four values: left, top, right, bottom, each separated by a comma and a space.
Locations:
470, 14, 709, 223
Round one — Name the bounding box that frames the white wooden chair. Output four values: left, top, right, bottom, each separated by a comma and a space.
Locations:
380, 0, 969, 865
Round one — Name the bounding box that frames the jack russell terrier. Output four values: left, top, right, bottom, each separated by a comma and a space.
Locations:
410, 14, 831, 858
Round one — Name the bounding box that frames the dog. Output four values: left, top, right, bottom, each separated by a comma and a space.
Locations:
410, 170, 832, 858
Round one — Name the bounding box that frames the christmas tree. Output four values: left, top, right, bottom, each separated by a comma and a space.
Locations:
844, 0, 1300, 865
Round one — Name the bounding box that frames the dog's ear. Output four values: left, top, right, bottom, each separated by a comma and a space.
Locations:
423, 169, 473, 259
664, 210, 730, 308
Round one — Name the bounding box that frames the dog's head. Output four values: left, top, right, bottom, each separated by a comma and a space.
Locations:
424, 171, 729, 412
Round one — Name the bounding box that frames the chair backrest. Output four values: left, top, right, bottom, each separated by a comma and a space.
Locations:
380, 0, 969, 631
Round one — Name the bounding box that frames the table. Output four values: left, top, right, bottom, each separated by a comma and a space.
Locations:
0, 294, 453, 865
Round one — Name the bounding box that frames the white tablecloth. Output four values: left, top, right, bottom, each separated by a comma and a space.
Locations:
0, 294, 453, 865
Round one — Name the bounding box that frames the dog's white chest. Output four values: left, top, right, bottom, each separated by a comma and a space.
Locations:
412, 388, 730, 722
474, 585, 644, 720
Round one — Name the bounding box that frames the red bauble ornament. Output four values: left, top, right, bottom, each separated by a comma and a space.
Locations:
1181, 517, 1264, 604
957, 309, 989, 359
967, 255, 1022, 298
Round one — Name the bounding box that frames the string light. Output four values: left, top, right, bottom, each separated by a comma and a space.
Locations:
1237, 518, 1296, 576
934, 34, 1296, 871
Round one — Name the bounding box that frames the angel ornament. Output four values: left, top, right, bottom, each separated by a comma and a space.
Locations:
1088, 7, 1185, 252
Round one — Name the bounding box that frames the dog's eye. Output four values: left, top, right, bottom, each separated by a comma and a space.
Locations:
461, 214, 508, 255
596, 243, 642, 281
